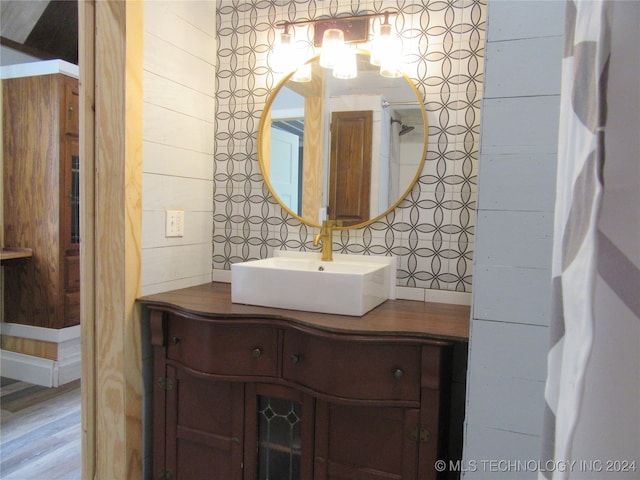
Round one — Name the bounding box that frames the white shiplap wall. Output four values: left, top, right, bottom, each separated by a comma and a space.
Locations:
463, 1, 565, 477
142, 1, 216, 295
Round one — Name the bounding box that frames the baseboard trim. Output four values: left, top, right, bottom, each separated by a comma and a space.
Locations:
0, 323, 81, 387
0, 349, 81, 387
0, 322, 81, 342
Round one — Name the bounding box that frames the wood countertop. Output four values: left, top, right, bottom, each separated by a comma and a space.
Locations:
138, 282, 470, 342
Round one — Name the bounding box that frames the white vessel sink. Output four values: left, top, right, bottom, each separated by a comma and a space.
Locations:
231, 251, 396, 316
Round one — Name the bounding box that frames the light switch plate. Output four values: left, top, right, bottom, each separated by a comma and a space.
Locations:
165, 209, 184, 237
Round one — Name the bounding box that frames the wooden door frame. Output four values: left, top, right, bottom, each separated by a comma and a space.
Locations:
79, 1, 143, 478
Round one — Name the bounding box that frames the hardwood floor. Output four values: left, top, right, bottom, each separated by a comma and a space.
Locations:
0, 377, 81, 480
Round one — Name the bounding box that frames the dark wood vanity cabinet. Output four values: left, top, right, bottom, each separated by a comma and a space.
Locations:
161, 367, 245, 479
148, 307, 458, 480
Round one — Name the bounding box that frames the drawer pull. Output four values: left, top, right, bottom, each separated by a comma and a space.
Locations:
170, 336, 181, 345
393, 368, 404, 379
291, 353, 303, 364
252, 347, 263, 358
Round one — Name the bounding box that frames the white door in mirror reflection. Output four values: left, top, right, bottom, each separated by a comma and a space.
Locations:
270, 128, 301, 215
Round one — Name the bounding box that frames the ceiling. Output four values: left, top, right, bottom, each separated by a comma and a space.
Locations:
1, 0, 78, 65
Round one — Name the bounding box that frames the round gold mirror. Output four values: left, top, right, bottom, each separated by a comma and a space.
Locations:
258, 50, 427, 229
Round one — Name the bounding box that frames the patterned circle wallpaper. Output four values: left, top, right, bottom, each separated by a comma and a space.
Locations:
214, 0, 486, 293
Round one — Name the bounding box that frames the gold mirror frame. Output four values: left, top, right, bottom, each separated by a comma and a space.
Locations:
258, 51, 428, 230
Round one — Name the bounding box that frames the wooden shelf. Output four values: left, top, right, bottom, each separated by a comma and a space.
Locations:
1, 248, 33, 265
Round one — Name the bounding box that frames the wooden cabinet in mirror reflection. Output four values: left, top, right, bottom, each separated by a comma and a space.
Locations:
2, 72, 80, 328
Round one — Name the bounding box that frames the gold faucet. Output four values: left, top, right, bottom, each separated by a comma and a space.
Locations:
313, 220, 341, 261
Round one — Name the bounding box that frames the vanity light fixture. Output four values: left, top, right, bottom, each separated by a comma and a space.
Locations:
319, 28, 345, 69
370, 13, 394, 66
372, 14, 403, 78
273, 11, 401, 79
272, 23, 295, 73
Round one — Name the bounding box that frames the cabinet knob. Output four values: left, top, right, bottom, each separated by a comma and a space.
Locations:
170, 336, 181, 345
393, 368, 404, 379
252, 347, 263, 358
291, 353, 303, 364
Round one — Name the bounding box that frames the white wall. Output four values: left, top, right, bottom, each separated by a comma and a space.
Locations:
141, 1, 216, 295
463, 1, 565, 477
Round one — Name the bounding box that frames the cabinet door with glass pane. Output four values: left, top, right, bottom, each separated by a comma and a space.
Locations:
244, 384, 315, 480
61, 135, 80, 326
59, 74, 80, 327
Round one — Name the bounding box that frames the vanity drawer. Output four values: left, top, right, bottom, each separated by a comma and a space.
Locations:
282, 331, 421, 402
166, 315, 279, 377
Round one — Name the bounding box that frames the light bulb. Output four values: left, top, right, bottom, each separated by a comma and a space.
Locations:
379, 58, 403, 78
273, 28, 294, 73
292, 62, 312, 82
319, 28, 345, 69
370, 22, 393, 67
332, 46, 357, 80
378, 36, 403, 78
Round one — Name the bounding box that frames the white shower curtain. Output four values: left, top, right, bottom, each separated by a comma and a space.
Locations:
540, 1, 613, 479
